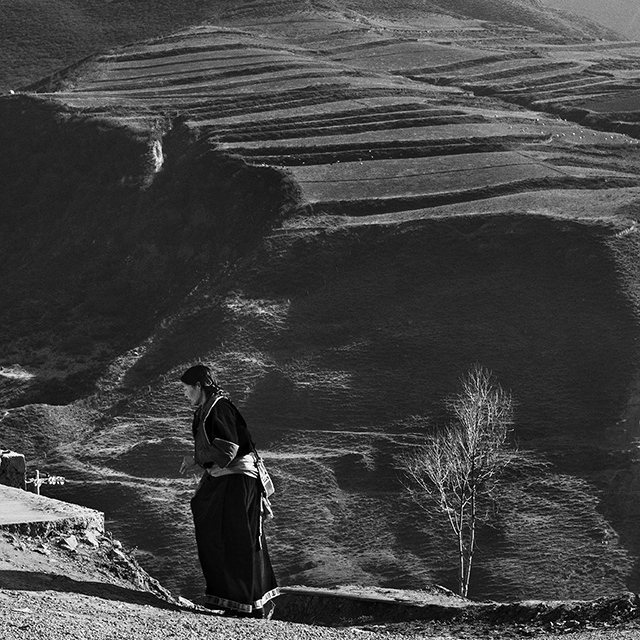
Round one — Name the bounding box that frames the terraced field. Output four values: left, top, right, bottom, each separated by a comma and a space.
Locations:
6, 0, 640, 607
31, 18, 640, 219
411, 37, 640, 138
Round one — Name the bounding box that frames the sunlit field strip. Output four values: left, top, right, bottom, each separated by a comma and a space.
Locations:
217, 137, 552, 164
97, 52, 313, 79
393, 51, 535, 76
48, 89, 440, 115
98, 39, 310, 65
331, 41, 496, 60
454, 63, 583, 83
202, 106, 480, 132
209, 117, 488, 143
317, 37, 419, 54
515, 77, 613, 93
183, 94, 442, 115
98, 33, 284, 59
294, 164, 566, 202
184, 98, 442, 126
440, 60, 583, 81
216, 122, 562, 151
403, 57, 544, 78
200, 110, 474, 132
539, 41, 640, 52
506, 86, 631, 103
296, 176, 640, 215
419, 65, 584, 87
196, 105, 464, 126
230, 15, 361, 33
332, 45, 498, 70
576, 90, 640, 112
81, 60, 327, 87
76, 68, 363, 94
290, 151, 540, 181
509, 77, 632, 94
80, 76, 442, 100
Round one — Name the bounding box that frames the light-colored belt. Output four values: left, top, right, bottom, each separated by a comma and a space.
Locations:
206, 453, 258, 479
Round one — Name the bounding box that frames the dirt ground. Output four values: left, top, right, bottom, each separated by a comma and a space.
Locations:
1, 530, 640, 640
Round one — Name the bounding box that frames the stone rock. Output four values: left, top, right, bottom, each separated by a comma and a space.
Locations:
0, 451, 25, 489
84, 530, 100, 547
61, 535, 79, 552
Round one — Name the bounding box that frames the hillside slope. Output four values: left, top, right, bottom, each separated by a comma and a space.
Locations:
541, 0, 639, 40
3, 0, 640, 605
0, 0, 221, 90
0, 0, 617, 91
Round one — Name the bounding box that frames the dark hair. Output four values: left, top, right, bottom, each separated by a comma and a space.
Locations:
180, 364, 219, 391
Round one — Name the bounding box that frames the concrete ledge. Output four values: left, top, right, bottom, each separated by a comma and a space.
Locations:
274, 585, 472, 625
0, 485, 104, 536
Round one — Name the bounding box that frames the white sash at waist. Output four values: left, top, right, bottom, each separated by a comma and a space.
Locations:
206, 453, 259, 479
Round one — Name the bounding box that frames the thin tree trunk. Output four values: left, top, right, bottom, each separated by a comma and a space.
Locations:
463, 488, 476, 598
458, 499, 467, 597
458, 527, 466, 597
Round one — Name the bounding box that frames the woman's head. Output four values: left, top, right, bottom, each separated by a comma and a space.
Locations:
180, 364, 219, 406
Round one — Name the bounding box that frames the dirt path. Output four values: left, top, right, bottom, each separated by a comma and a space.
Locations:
2, 586, 640, 640
2, 531, 640, 640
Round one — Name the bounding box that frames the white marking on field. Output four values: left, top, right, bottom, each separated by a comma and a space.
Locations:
0, 366, 34, 380
615, 223, 639, 237
224, 294, 291, 328
151, 140, 164, 172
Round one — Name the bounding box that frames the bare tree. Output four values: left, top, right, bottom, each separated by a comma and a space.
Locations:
401, 366, 514, 597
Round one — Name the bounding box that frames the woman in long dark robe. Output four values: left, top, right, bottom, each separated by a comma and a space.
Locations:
179, 364, 279, 618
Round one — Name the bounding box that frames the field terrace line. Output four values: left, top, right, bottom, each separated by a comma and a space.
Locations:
28, 14, 640, 219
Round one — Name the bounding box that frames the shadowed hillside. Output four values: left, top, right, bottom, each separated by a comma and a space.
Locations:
3, 0, 640, 604
0, 98, 299, 404
0, 0, 223, 90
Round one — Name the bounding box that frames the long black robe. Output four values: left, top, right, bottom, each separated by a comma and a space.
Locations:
190, 395, 278, 613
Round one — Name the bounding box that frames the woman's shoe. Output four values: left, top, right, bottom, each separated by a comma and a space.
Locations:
222, 604, 274, 619
222, 608, 253, 618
